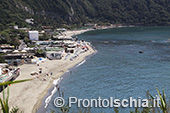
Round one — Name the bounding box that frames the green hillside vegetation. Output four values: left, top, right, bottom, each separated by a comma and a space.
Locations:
0, 0, 170, 47
0, 29, 27, 46
0, 0, 170, 30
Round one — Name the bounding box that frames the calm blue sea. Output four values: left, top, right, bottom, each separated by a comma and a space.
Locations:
38, 26, 170, 113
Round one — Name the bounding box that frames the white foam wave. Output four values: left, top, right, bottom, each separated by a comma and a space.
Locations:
44, 78, 62, 108
76, 60, 86, 67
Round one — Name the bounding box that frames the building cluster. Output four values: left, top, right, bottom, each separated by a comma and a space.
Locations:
0, 20, 135, 87
0, 26, 91, 66
0, 24, 93, 85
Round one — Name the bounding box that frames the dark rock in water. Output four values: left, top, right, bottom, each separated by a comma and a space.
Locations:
139, 51, 144, 53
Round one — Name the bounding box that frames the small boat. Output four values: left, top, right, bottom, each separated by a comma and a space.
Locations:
0, 67, 20, 91
139, 51, 144, 54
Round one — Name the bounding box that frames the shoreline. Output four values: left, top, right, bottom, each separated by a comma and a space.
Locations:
32, 50, 97, 113
33, 49, 97, 113
33, 28, 97, 113
35, 49, 97, 113
0, 29, 96, 113
61, 28, 94, 37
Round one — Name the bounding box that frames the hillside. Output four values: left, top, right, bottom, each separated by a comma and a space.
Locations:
0, 0, 170, 29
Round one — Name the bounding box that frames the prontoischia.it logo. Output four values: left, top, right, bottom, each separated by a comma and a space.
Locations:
54, 97, 160, 108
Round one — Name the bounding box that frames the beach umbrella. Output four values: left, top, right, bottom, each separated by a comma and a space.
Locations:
21, 50, 27, 53
13, 50, 19, 53
39, 58, 43, 61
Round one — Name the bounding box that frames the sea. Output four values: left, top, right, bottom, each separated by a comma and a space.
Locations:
37, 26, 170, 113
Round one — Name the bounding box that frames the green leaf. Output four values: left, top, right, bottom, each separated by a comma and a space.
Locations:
0, 98, 5, 113
6, 87, 9, 113
0, 79, 33, 86
156, 88, 167, 112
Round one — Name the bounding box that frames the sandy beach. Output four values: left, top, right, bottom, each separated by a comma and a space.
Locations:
0, 29, 95, 113
62, 28, 94, 37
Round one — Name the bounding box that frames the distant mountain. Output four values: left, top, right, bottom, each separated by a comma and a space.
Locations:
0, 0, 170, 29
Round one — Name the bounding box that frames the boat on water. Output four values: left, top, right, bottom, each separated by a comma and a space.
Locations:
0, 66, 20, 91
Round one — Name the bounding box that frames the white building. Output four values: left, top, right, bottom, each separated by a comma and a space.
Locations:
29, 31, 39, 41
26, 18, 34, 24
14, 25, 18, 29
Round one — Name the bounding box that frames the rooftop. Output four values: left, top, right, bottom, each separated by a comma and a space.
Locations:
29, 31, 39, 33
